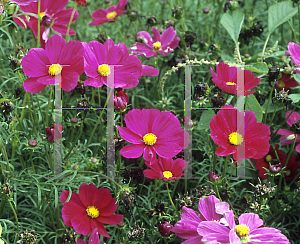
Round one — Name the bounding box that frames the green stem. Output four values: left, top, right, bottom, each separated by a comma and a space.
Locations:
45, 88, 53, 128
268, 104, 278, 126
0, 197, 6, 218
37, 0, 41, 48
78, 171, 123, 189
263, 81, 275, 124
153, 179, 157, 205
261, 33, 270, 61
66, 3, 77, 42
222, 156, 229, 179
30, 150, 36, 174
157, 180, 161, 202
115, 22, 127, 44
287, 20, 296, 42
171, 179, 179, 198
166, 183, 178, 213
215, 184, 222, 201
9, 201, 19, 234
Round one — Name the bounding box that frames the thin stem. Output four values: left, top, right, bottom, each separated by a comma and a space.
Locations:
9, 201, 19, 234
115, 22, 127, 44
78, 171, 123, 189
268, 104, 278, 126
37, 0, 41, 48
260, 33, 270, 61
215, 184, 222, 201
287, 20, 296, 42
171, 179, 179, 198
153, 179, 157, 205
66, 3, 77, 42
30, 150, 36, 174
222, 156, 229, 178
166, 183, 178, 213
45, 88, 53, 128
263, 81, 275, 124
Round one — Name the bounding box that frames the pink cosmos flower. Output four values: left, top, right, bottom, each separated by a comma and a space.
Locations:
172, 195, 230, 243
83, 39, 159, 89
88, 0, 127, 26
209, 105, 270, 161
211, 62, 260, 95
117, 109, 189, 162
13, 0, 78, 37
277, 111, 300, 153
21, 34, 84, 93
76, 228, 100, 244
130, 26, 180, 58
71, 0, 87, 6
60, 183, 123, 237
143, 157, 188, 181
274, 73, 299, 91
11, 0, 37, 5
197, 211, 290, 243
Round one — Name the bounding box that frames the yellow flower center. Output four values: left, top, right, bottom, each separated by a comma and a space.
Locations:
228, 132, 243, 146
235, 224, 250, 237
285, 169, 291, 176
98, 64, 110, 76
86, 206, 100, 218
153, 41, 162, 51
106, 11, 117, 19
39, 12, 46, 19
48, 64, 62, 76
278, 80, 285, 89
265, 154, 272, 163
143, 133, 157, 145
226, 82, 236, 85
163, 171, 173, 179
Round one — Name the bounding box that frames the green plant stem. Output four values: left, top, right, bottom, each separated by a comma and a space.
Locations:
78, 171, 123, 189
268, 104, 278, 126
37, 0, 41, 48
153, 179, 157, 205
287, 20, 296, 42
166, 183, 178, 213
244, 95, 248, 109
139, 156, 144, 168
9, 201, 19, 234
0, 197, 6, 218
298, 3, 300, 44
278, 136, 297, 192
66, 3, 77, 42
157, 180, 161, 201
30, 150, 36, 174
261, 33, 270, 61
171, 179, 179, 198
222, 156, 229, 178
115, 22, 127, 44
0, 140, 13, 177
69, 127, 74, 149
215, 184, 222, 201
263, 81, 275, 124
45, 88, 53, 128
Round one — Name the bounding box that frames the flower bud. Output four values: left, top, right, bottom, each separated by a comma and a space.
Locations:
91, 157, 98, 163
203, 7, 210, 14
128, 9, 138, 22
172, 7, 184, 19
45, 124, 64, 143
292, 121, 300, 134
268, 66, 280, 86
73, 165, 78, 170
211, 93, 225, 108
97, 33, 107, 44
209, 171, 220, 182
70, 118, 78, 124
28, 139, 37, 147
158, 221, 173, 236
114, 90, 129, 111
269, 164, 282, 174
165, 19, 175, 28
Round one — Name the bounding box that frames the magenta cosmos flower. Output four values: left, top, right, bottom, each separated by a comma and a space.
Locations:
76, 228, 100, 244
88, 0, 127, 26
11, 0, 37, 5
209, 105, 270, 161
60, 183, 123, 237
172, 195, 230, 244
13, 0, 78, 37
83, 39, 158, 89
211, 62, 260, 95
130, 26, 180, 58
117, 109, 189, 162
143, 157, 188, 181
197, 211, 290, 243
275, 73, 299, 91
277, 111, 300, 153
21, 34, 84, 93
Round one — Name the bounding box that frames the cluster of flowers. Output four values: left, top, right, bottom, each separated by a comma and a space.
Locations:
172, 195, 290, 243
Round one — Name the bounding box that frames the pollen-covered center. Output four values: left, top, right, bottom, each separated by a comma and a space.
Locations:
278, 80, 285, 89
39, 12, 46, 19
48, 64, 62, 76
86, 206, 100, 218
235, 224, 250, 237
153, 41, 162, 51
98, 64, 110, 76
226, 82, 236, 85
265, 154, 272, 162
228, 132, 243, 146
143, 133, 157, 145
285, 169, 291, 176
106, 11, 117, 19
163, 171, 173, 179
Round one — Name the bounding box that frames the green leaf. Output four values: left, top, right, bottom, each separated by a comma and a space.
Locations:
198, 110, 215, 130
220, 10, 245, 44
245, 94, 263, 122
293, 73, 300, 83
245, 62, 269, 73
268, 1, 298, 34
289, 93, 300, 103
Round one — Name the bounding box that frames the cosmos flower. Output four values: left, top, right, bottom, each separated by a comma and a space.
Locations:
117, 108, 189, 162
88, 0, 127, 26
210, 62, 260, 95
76, 228, 100, 244
197, 211, 290, 243
10, 0, 37, 5
209, 105, 270, 161
172, 195, 230, 243
45, 124, 64, 142
21, 34, 84, 93
13, 0, 78, 37
71, 0, 87, 6
274, 73, 299, 91
143, 157, 188, 181
83, 39, 158, 89
130, 26, 180, 58
277, 111, 300, 153
60, 183, 123, 237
